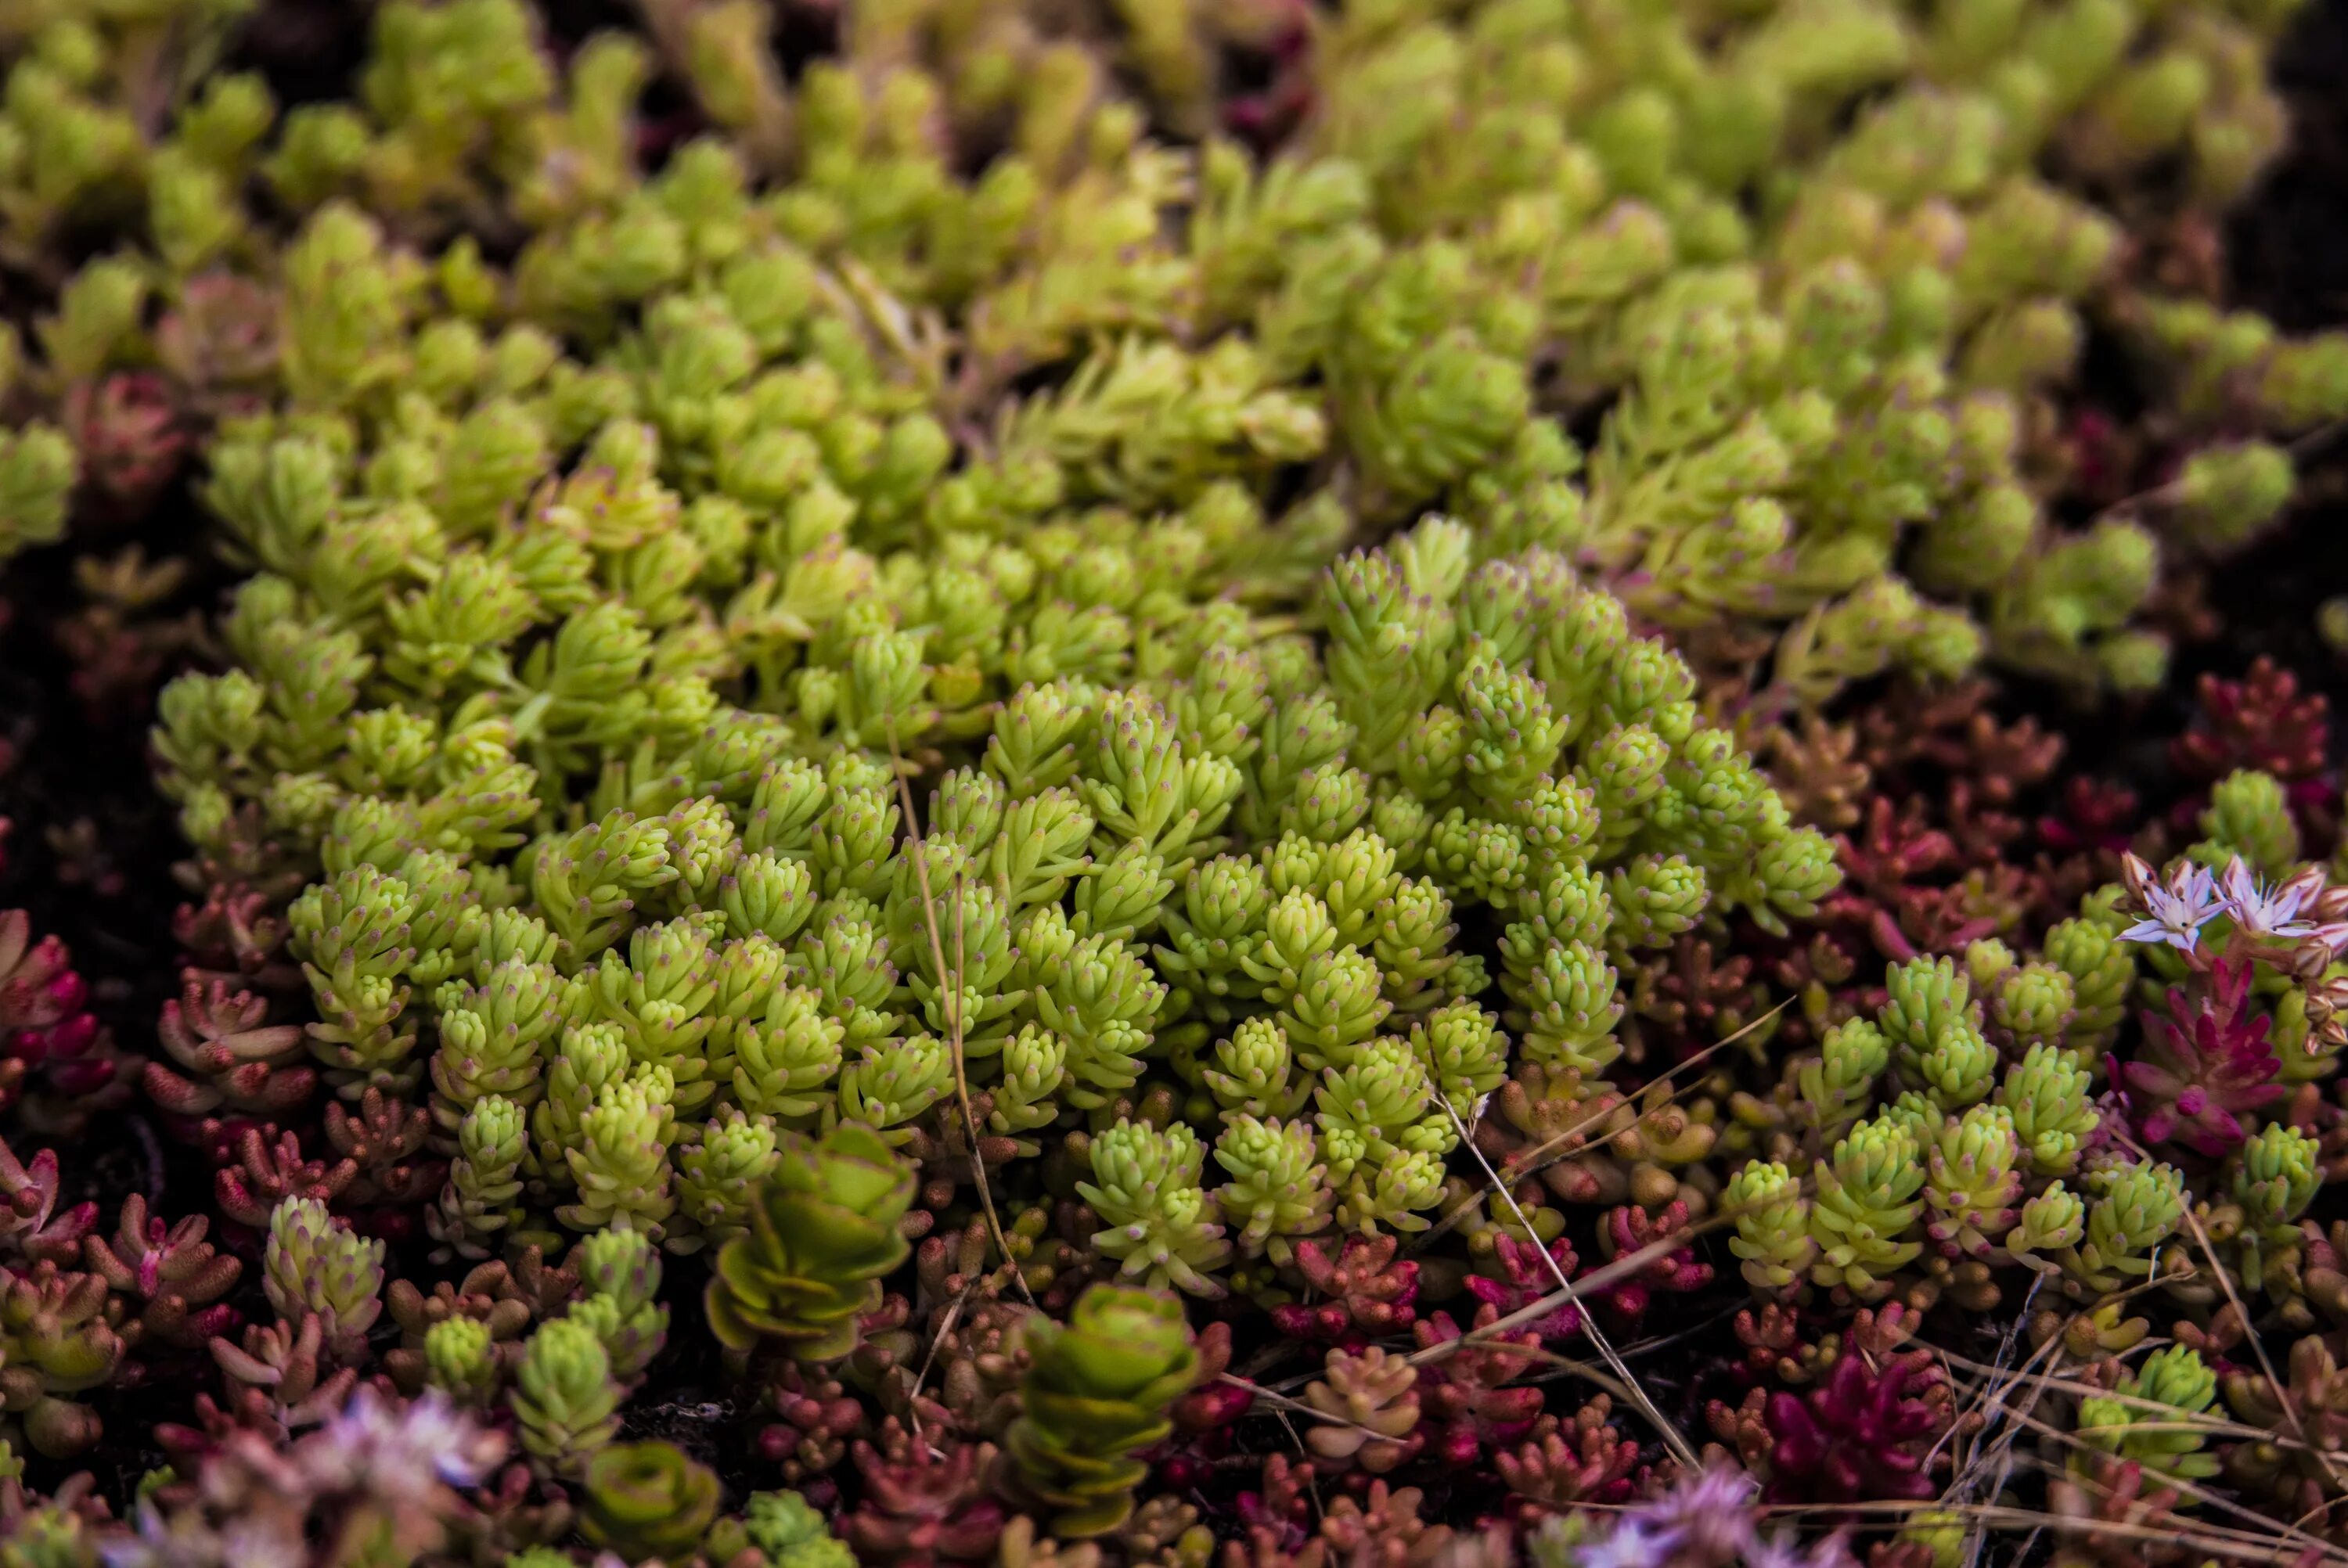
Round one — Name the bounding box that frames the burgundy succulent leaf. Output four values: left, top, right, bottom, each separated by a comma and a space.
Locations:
1169, 1318, 1252, 1436
1832, 797, 1961, 909
759, 1361, 866, 1483
1267, 1233, 1418, 1347
1230, 1453, 1313, 1558
62, 372, 189, 514
0, 908, 113, 1110
2038, 774, 2142, 856
1594, 1201, 1713, 1331
1412, 1309, 1545, 1464
1219, 0, 1316, 149
323, 1088, 445, 1209
1154, 1318, 1254, 1489
2065, 405, 2129, 502
2170, 658, 2329, 784
2121, 958, 2283, 1157
215, 1128, 358, 1231
84, 1194, 243, 1350
1493, 1394, 1647, 1510
1463, 1232, 1584, 1340
0, 1138, 99, 1265
1763, 1354, 1943, 1505
841, 1418, 1005, 1565
148, 973, 312, 1124
174, 891, 300, 993
155, 274, 282, 397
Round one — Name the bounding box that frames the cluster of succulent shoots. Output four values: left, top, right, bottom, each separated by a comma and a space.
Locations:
7, 0, 2348, 703
1718, 854, 2335, 1331
0, 0, 2343, 1564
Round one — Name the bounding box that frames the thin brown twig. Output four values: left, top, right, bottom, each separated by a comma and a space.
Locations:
1495, 999, 1790, 1178
1951, 1302, 2068, 1568
900, 1275, 981, 1450
1931, 1342, 2346, 1458
1411, 1000, 1786, 1251
1939, 1268, 2047, 1484
2116, 1124, 2339, 1497
1990, 1398, 2343, 1560
885, 715, 1035, 1310
1436, 1088, 1700, 1470
1771, 1497, 2348, 1567
1406, 1214, 1741, 1371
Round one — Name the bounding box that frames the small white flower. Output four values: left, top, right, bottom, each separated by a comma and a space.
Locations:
1745, 1536, 1812, 1568
1641, 1465, 1760, 1561
1568, 1519, 1685, 1568
312, 1386, 503, 1498
2117, 855, 2224, 951
2220, 856, 2319, 940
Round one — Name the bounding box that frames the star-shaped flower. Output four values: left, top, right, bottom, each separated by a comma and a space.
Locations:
2117, 854, 2224, 951
2220, 857, 2319, 940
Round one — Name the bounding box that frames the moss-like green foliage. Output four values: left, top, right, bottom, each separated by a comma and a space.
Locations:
157, 444, 1836, 1285
87, 1, 2334, 1391
741, 1490, 855, 1568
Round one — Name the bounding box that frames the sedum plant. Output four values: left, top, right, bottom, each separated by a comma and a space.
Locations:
1000, 1282, 1198, 1537
0, 0, 2335, 1564
154, 478, 1845, 1283
704, 1120, 916, 1361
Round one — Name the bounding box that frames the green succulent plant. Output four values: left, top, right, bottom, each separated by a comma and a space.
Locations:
2076, 1346, 2222, 1481
579, 1440, 723, 1562
704, 1120, 914, 1362
511, 1318, 621, 1469
1003, 1283, 1200, 1537
4, 0, 2343, 1559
